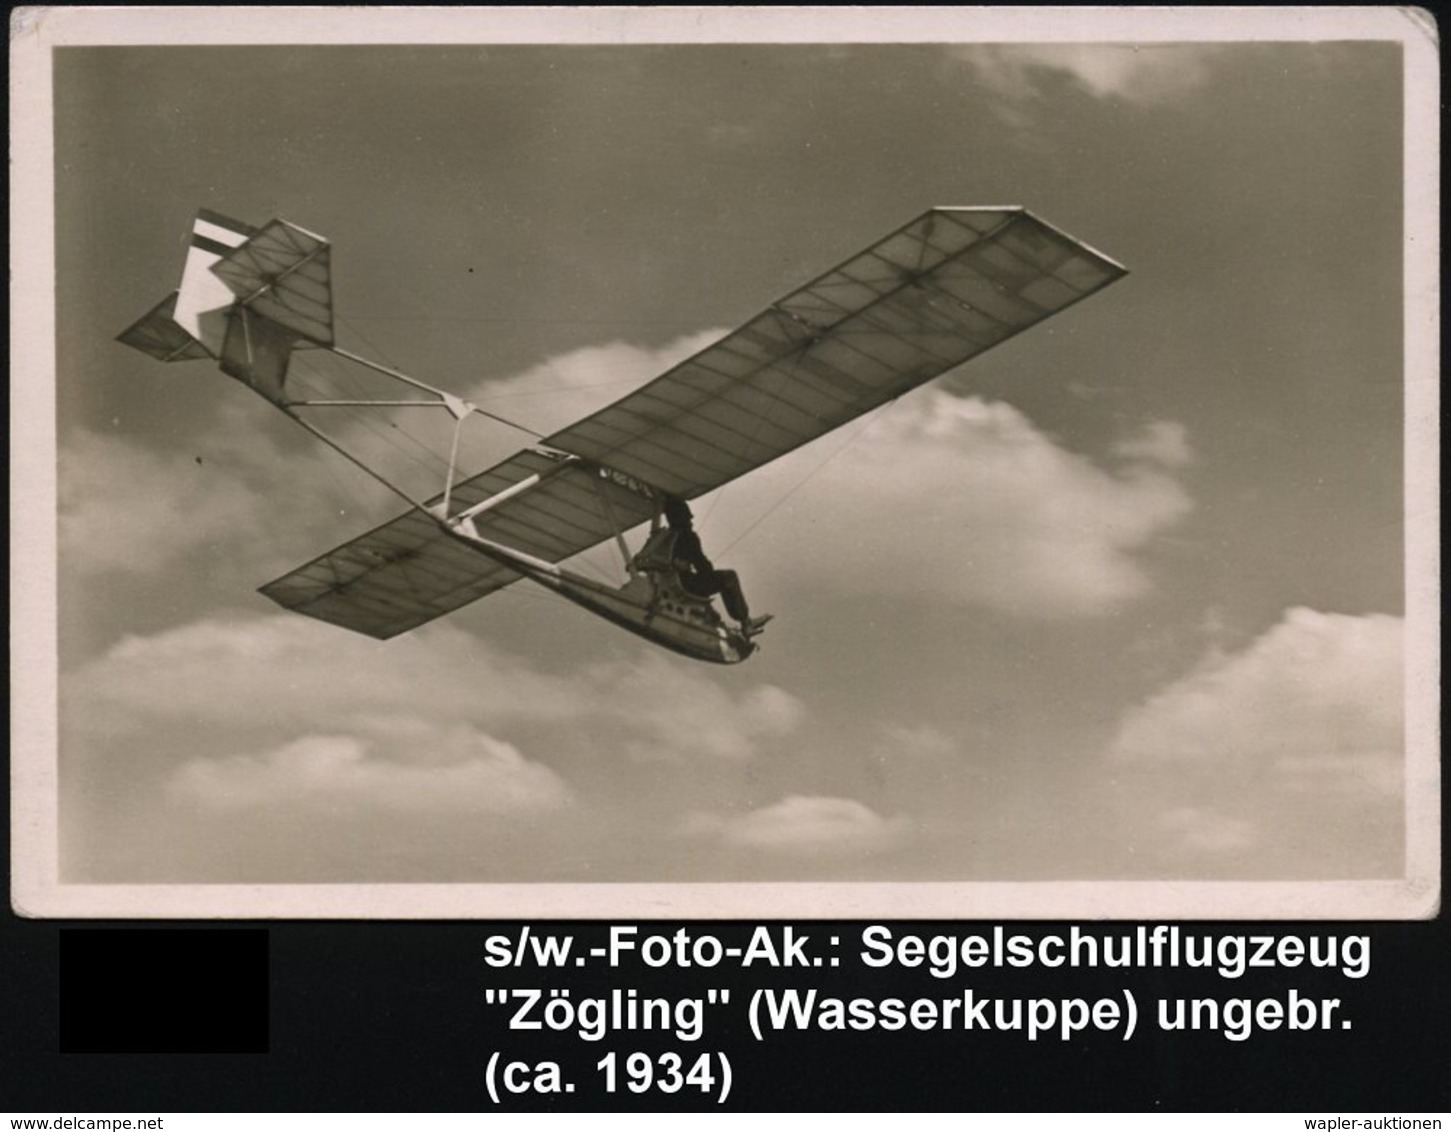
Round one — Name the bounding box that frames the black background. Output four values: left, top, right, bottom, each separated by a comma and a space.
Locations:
4, 907, 1448, 1111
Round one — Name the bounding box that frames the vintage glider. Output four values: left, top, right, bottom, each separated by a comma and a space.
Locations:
118, 206, 1126, 663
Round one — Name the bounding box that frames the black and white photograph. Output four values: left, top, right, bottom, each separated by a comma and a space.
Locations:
6, 4, 1445, 1115
12, 9, 1438, 916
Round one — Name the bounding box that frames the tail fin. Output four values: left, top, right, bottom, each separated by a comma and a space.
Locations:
209, 216, 335, 401
217, 306, 295, 403
118, 209, 335, 403
174, 209, 259, 355
116, 209, 259, 363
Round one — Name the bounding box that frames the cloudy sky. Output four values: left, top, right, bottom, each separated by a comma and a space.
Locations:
29, 14, 1431, 907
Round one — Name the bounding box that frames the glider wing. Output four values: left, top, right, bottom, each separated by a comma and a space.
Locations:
259, 450, 657, 638
541, 207, 1126, 499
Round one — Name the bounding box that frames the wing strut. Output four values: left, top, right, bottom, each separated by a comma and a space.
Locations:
591, 470, 639, 576
325, 346, 540, 437
279, 406, 432, 515
445, 453, 579, 524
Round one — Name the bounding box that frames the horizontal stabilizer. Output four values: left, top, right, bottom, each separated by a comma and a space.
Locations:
115, 292, 213, 362
212, 219, 334, 346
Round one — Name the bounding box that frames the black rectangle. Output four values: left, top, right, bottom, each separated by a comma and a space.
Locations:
60, 928, 268, 1054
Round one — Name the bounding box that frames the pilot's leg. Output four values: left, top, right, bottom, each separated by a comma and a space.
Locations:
722, 571, 777, 632
695, 569, 771, 634
712, 569, 749, 623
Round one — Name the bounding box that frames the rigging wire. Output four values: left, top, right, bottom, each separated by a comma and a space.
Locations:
715, 399, 891, 557
278, 372, 366, 507
339, 310, 545, 440
289, 353, 453, 481
336, 311, 402, 372
695, 328, 812, 536
467, 375, 658, 404
294, 317, 541, 496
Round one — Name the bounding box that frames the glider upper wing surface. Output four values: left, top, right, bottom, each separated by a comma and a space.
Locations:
540, 207, 1126, 499
257, 206, 1126, 638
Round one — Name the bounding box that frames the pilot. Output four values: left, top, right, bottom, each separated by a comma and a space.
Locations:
662, 498, 771, 636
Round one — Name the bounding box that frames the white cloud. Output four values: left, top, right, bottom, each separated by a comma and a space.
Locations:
877, 723, 957, 761
589, 654, 805, 762
462, 330, 724, 436
684, 795, 909, 857
59, 395, 390, 582
967, 44, 1223, 107
1114, 420, 1194, 469
64, 608, 816, 879
169, 725, 570, 815
714, 391, 1191, 616
71, 613, 805, 765
1110, 607, 1403, 770
86, 614, 570, 731
59, 428, 267, 576
1107, 608, 1404, 869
